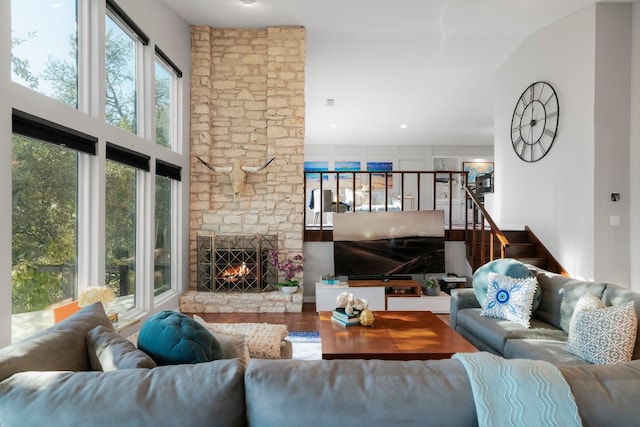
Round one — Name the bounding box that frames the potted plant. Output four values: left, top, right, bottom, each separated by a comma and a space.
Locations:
268, 249, 303, 293
423, 277, 441, 296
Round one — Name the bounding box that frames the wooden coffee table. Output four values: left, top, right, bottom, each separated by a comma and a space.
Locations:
319, 311, 476, 360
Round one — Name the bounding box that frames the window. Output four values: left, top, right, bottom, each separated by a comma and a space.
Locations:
155, 58, 172, 148
5, 0, 185, 346
155, 161, 180, 297
105, 14, 139, 133
105, 145, 149, 314
10, 111, 96, 342
10, 0, 78, 108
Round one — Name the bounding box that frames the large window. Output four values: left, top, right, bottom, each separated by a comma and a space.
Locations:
105, 14, 138, 133
155, 58, 172, 148
10, 111, 97, 342
154, 175, 172, 295
6, 0, 184, 345
10, 0, 78, 108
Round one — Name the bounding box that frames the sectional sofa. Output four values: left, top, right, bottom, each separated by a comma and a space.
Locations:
1, 300, 640, 426
450, 261, 640, 365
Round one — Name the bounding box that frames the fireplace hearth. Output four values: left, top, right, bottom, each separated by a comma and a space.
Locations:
197, 234, 278, 293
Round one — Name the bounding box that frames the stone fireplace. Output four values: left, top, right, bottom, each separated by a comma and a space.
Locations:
185, 25, 305, 313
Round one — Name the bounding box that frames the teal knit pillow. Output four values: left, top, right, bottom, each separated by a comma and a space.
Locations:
137, 311, 223, 365
473, 258, 541, 311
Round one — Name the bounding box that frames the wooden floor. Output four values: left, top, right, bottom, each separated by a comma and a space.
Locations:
184, 303, 451, 332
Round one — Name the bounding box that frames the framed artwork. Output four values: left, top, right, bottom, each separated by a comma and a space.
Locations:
366, 161, 393, 189
335, 161, 361, 190
463, 161, 493, 184
304, 161, 329, 182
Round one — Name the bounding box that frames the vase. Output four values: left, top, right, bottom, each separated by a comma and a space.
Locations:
425, 287, 440, 296
280, 285, 299, 294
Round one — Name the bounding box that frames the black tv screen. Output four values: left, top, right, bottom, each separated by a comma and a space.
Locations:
332, 211, 445, 277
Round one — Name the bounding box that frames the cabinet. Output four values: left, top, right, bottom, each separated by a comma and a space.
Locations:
386, 294, 451, 313
315, 282, 386, 312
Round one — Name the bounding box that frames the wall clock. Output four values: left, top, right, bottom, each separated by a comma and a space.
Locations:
510, 81, 559, 163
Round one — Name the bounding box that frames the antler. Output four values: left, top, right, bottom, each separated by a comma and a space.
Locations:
195, 156, 232, 173
242, 157, 276, 173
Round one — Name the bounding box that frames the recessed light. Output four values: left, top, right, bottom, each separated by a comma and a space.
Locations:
241, 0, 256, 6
331, 124, 337, 128
400, 124, 408, 129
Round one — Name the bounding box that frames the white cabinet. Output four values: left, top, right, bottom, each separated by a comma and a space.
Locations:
386, 294, 451, 313
315, 283, 385, 312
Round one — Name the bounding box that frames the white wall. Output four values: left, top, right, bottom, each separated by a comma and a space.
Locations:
494, 3, 632, 284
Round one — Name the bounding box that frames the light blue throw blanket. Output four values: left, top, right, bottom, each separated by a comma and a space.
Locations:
453, 352, 583, 427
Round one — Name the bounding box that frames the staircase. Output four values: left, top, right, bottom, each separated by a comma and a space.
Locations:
462, 186, 567, 275
465, 226, 567, 275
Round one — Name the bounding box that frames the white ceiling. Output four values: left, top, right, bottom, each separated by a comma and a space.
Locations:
162, 0, 625, 146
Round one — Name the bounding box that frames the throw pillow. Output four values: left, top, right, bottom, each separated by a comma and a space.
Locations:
86, 325, 156, 371
567, 301, 638, 364
137, 311, 224, 365
473, 258, 541, 312
481, 272, 538, 328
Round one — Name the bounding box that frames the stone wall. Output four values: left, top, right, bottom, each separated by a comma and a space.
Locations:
189, 26, 306, 298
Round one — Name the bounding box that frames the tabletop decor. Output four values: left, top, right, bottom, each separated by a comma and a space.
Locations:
268, 249, 303, 290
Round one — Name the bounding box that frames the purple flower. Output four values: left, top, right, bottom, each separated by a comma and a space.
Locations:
268, 249, 303, 283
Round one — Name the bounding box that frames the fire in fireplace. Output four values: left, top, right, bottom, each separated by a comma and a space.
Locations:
197, 234, 278, 292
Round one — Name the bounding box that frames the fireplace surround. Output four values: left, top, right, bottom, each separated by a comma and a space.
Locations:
197, 234, 278, 293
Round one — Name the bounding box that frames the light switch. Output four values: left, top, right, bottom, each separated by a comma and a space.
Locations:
610, 215, 620, 226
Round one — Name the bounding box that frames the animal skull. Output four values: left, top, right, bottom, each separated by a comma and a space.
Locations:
196, 156, 275, 199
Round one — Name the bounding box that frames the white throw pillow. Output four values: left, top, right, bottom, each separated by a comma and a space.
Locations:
567, 300, 637, 364
480, 272, 538, 328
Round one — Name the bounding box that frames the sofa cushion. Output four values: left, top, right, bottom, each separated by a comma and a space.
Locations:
532, 270, 606, 332
503, 339, 590, 366
87, 325, 157, 371
137, 311, 223, 365
602, 284, 640, 359
558, 360, 640, 426
473, 258, 541, 311
0, 302, 113, 382
567, 301, 638, 365
0, 359, 246, 427
457, 308, 567, 354
245, 358, 478, 427
481, 273, 538, 328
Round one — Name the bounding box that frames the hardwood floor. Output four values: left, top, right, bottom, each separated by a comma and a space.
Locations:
184, 303, 451, 332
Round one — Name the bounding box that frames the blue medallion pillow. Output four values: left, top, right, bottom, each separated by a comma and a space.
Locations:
473, 258, 541, 311
137, 311, 223, 365
481, 272, 539, 328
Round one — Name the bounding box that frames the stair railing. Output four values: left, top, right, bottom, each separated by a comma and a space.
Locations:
463, 185, 510, 270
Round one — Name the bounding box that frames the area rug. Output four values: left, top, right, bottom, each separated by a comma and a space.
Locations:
286, 331, 321, 360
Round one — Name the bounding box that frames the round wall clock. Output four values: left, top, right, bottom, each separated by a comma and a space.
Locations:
510, 81, 559, 163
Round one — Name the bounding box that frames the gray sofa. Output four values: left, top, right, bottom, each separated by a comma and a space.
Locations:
1, 302, 640, 426
450, 265, 640, 365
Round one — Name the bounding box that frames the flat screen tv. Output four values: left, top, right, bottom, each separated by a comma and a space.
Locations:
332, 211, 445, 278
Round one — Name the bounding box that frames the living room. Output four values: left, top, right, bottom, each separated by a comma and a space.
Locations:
1, 0, 640, 348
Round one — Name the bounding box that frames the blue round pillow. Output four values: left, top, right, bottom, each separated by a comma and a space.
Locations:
137, 311, 223, 365
473, 258, 541, 311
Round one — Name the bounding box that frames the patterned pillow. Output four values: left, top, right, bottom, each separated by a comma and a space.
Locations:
481, 272, 538, 328
567, 301, 638, 364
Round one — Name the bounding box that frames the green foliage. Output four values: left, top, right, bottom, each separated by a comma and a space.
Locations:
11, 33, 39, 89
11, 23, 143, 313
11, 136, 77, 313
